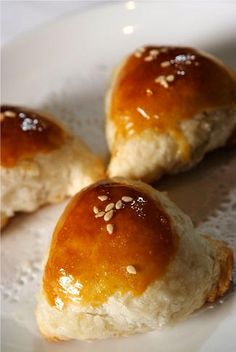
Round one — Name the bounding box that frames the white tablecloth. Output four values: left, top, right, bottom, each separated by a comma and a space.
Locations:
2, 0, 120, 46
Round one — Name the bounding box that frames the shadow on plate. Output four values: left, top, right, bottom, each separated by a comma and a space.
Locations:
156, 148, 236, 225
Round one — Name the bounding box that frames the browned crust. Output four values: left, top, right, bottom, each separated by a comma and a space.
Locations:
204, 236, 233, 303
1, 213, 9, 230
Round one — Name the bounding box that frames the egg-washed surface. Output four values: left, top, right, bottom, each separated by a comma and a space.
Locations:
0, 105, 65, 167
109, 46, 236, 160
43, 180, 177, 309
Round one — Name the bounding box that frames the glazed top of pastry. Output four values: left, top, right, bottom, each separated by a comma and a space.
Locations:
43, 180, 177, 309
109, 46, 236, 159
0, 105, 65, 168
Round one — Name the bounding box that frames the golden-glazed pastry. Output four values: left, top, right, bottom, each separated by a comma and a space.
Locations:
0, 105, 105, 228
36, 178, 233, 341
106, 46, 236, 182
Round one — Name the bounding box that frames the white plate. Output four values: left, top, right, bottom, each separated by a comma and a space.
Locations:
1, 2, 236, 351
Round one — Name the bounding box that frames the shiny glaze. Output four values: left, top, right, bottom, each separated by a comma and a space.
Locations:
43, 180, 177, 309
1, 105, 65, 167
109, 46, 236, 160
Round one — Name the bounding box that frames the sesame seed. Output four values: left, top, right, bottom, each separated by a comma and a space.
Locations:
95, 211, 105, 218
126, 265, 137, 274
134, 52, 142, 58
155, 75, 168, 89
185, 60, 191, 65
154, 114, 160, 119
104, 210, 114, 222
126, 122, 133, 129
160, 61, 170, 67
115, 200, 122, 210
135, 47, 145, 56
4, 110, 16, 118
144, 56, 152, 62
105, 203, 114, 212
166, 74, 175, 82
146, 89, 153, 96
149, 49, 159, 57
194, 62, 199, 66
122, 196, 133, 203
98, 195, 108, 201
137, 107, 150, 119
128, 130, 134, 136
106, 224, 114, 235
93, 206, 99, 214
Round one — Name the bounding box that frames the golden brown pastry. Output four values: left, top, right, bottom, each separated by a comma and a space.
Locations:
0, 105, 105, 228
106, 46, 236, 182
36, 178, 233, 341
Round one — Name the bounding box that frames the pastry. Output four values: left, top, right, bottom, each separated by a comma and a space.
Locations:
36, 178, 233, 340
0, 105, 105, 228
106, 46, 236, 182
